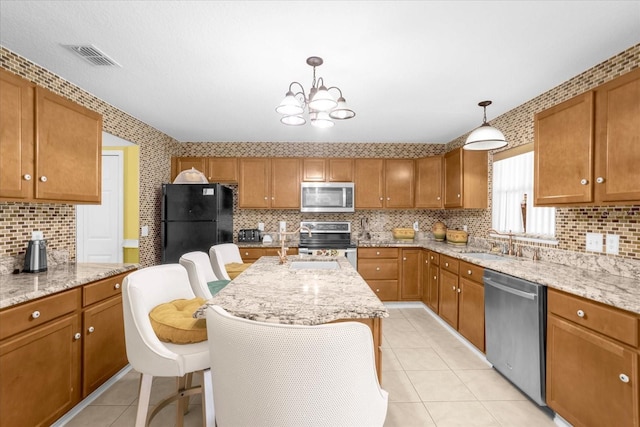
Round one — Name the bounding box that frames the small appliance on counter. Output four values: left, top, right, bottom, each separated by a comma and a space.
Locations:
24, 231, 47, 273
238, 229, 263, 242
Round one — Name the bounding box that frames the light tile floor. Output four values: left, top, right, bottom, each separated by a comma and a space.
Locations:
63, 306, 556, 426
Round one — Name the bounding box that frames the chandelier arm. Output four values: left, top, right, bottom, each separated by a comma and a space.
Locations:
326, 86, 343, 97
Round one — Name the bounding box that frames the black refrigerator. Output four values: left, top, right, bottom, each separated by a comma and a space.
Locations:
161, 183, 233, 263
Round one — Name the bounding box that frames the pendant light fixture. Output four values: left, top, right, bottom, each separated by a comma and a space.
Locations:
276, 56, 355, 127
463, 100, 507, 150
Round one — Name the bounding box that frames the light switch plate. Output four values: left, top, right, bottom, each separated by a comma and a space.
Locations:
606, 234, 620, 255
585, 232, 603, 252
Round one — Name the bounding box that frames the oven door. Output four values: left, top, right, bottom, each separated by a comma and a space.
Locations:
298, 247, 357, 269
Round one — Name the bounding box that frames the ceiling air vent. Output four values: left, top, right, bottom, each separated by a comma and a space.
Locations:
63, 44, 121, 67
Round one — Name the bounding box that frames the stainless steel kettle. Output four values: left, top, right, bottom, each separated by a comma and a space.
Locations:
24, 237, 47, 273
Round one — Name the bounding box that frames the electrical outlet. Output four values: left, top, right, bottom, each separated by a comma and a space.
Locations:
606, 234, 620, 255
413, 221, 419, 231
585, 232, 603, 252
141, 225, 149, 237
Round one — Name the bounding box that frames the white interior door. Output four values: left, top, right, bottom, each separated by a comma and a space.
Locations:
77, 151, 124, 263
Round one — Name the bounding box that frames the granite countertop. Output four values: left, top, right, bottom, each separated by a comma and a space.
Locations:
0, 263, 138, 310
195, 255, 388, 325
360, 238, 640, 315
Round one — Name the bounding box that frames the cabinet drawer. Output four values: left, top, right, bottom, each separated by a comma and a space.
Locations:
366, 280, 398, 301
459, 261, 484, 284
440, 256, 459, 274
358, 258, 399, 280
83, 272, 128, 307
428, 251, 440, 265
240, 248, 264, 262
0, 288, 80, 340
548, 288, 639, 348
358, 247, 399, 258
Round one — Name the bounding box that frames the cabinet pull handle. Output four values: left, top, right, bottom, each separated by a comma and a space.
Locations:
467, 270, 472, 275
619, 374, 630, 383
39, 176, 48, 182
114, 283, 120, 289
31, 310, 41, 319
88, 326, 95, 333
580, 179, 588, 185
74, 333, 81, 340
577, 309, 585, 318
596, 177, 604, 184
23, 174, 32, 181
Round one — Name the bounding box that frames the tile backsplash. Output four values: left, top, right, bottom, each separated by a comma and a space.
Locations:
1, 44, 639, 269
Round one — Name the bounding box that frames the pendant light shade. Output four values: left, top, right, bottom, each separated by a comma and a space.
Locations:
464, 100, 507, 151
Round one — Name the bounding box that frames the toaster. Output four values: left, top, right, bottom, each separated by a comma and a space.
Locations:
238, 229, 263, 242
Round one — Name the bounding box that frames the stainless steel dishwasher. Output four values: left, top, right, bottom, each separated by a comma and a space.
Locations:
484, 269, 547, 406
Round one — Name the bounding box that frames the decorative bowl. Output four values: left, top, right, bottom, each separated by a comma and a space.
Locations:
446, 229, 468, 245
392, 228, 415, 240
432, 221, 447, 241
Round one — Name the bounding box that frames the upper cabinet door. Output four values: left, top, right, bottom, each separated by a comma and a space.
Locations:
355, 159, 384, 208
385, 159, 414, 208
271, 158, 301, 209
35, 88, 102, 203
415, 156, 443, 208
302, 158, 326, 182
594, 68, 640, 203
238, 158, 270, 208
534, 92, 594, 205
205, 157, 238, 183
171, 157, 206, 182
328, 158, 354, 182
0, 70, 34, 200
444, 148, 463, 208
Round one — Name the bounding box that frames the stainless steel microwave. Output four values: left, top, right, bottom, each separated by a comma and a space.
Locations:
300, 182, 355, 213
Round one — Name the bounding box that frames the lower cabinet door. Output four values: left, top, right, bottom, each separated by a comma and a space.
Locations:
547, 314, 639, 427
0, 314, 81, 427
83, 295, 128, 396
438, 269, 459, 328
427, 264, 440, 312
457, 277, 485, 352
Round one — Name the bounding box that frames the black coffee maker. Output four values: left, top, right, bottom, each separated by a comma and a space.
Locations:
24, 231, 47, 273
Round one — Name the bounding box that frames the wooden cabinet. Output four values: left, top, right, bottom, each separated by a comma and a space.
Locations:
443, 148, 487, 209
302, 158, 354, 182
535, 68, 640, 206
171, 156, 240, 184
457, 262, 485, 352
437, 255, 485, 351
358, 248, 399, 301
238, 158, 301, 209
0, 271, 131, 426
422, 251, 439, 312
0, 289, 82, 427
239, 246, 297, 263
171, 157, 238, 183
354, 159, 414, 208
0, 70, 102, 204
547, 288, 639, 427
415, 156, 443, 208
400, 248, 421, 300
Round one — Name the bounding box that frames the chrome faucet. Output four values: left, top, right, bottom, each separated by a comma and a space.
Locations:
488, 229, 515, 256
278, 226, 312, 264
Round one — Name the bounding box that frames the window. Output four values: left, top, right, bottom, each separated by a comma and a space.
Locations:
492, 147, 555, 237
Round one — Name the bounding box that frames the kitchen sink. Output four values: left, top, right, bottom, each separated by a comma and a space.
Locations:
463, 252, 510, 261
290, 261, 340, 270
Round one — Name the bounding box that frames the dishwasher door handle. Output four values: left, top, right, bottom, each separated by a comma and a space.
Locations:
485, 278, 537, 300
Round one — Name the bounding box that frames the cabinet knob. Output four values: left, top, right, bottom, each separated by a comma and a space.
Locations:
88, 326, 95, 333
403, 257, 407, 261
74, 333, 81, 340
445, 262, 449, 267
23, 174, 32, 181
580, 178, 588, 185
379, 197, 384, 201
452, 286, 456, 290
376, 251, 380, 255
457, 288, 461, 293
577, 309, 585, 318
31, 310, 41, 319
434, 276, 437, 280
596, 177, 605, 184
387, 197, 391, 201
39, 176, 48, 182
264, 196, 268, 200
620, 373, 630, 383
114, 283, 120, 290
467, 270, 472, 275
375, 288, 380, 293
430, 256, 434, 260
376, 267, 380, 271
245, 252, 249, 256
437, 196, 441, 200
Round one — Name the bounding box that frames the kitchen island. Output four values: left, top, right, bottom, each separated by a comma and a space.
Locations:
195, 254, 388, 377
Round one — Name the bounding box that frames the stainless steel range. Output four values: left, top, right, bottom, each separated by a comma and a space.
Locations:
298, 221, 357, 269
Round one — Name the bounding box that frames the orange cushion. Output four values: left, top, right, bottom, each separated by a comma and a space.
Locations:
225, 262, 251, 279
149, 298, 207, 344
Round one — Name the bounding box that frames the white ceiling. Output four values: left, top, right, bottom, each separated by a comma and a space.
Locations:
1, 1, 639, 144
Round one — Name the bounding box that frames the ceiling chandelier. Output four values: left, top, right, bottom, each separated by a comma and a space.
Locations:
276, 56, 355, 128
463, 100, 507, 150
